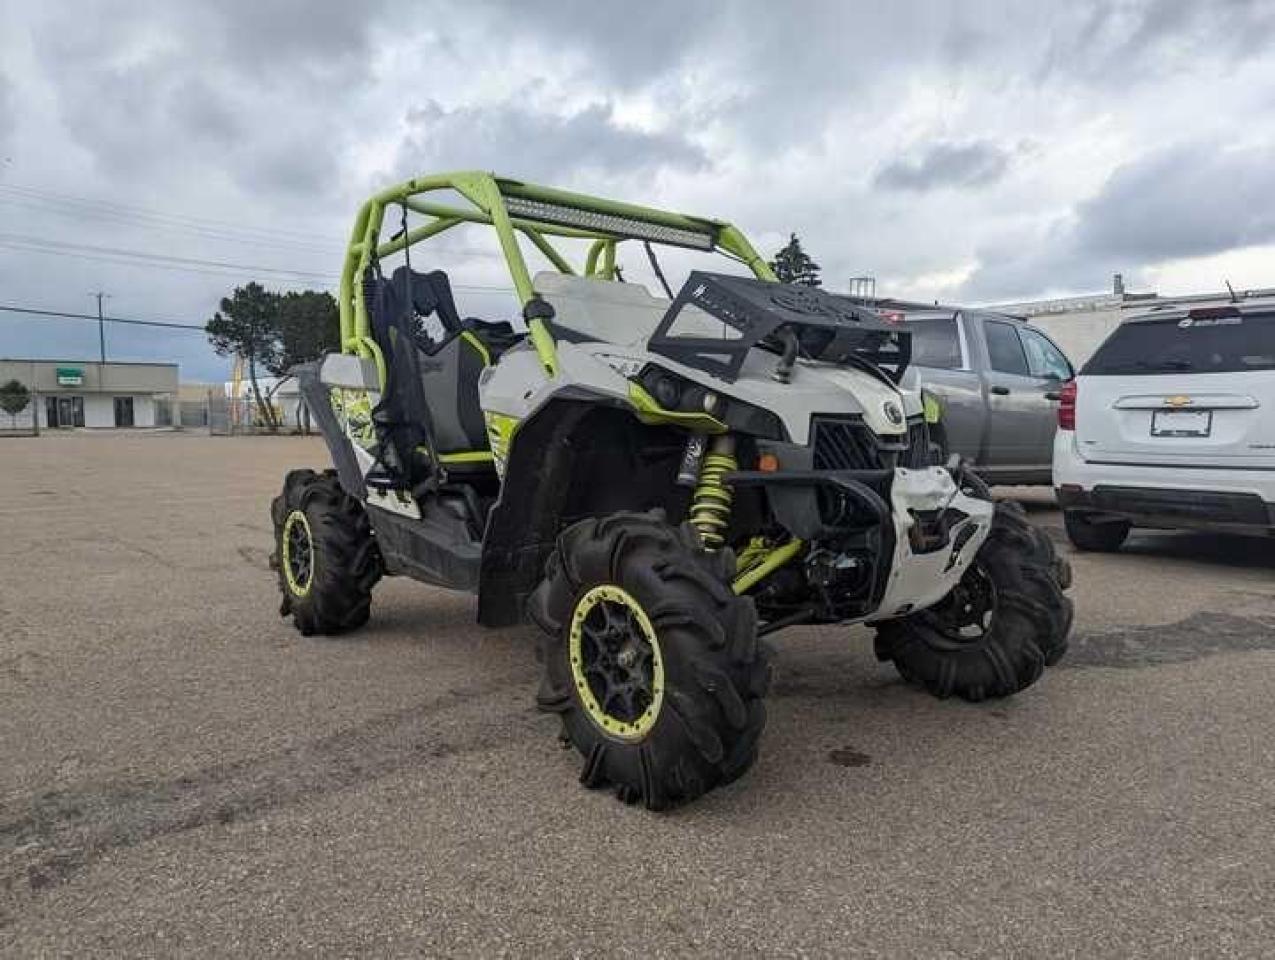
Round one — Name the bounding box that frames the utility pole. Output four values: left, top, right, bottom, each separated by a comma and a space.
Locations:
90, 291, 111, 365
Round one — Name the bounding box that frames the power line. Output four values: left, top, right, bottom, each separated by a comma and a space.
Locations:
0, 182, 342, 249
0, 304, 206, 331
0, 238, 332, 284
0, 193, 345, 256
0, 182, 514, 262
0, 235, 519, 294
0, 232, 337, 283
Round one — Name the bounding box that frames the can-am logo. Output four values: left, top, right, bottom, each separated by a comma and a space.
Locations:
883, 401, 904, 425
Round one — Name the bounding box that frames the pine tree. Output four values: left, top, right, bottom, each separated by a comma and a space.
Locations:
768, 233, 822, 287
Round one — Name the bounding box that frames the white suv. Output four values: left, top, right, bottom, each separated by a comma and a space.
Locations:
1053, 303, 1275, 551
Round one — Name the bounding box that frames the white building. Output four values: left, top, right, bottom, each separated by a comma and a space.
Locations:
0, 358, 178, 429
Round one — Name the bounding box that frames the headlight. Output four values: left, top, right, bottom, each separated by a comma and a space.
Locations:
635, 364, 787, 440
650, 372, 682, 408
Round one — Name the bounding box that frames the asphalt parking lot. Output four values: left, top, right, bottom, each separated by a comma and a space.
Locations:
2, 432, 1273, 956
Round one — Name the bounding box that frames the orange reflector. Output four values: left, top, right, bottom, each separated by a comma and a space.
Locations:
758, 453, 780, 473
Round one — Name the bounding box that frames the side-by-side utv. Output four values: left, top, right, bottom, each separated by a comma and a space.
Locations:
271, 171, 1072, 809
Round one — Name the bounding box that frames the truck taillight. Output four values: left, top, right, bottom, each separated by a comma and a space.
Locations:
1057, 379, 1077, 431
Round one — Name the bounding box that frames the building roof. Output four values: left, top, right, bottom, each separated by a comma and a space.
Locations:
0, 358, 179, 368
991, 286, 1275, 319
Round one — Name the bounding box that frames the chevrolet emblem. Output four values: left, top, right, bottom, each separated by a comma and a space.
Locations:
1164, 395, 1192, 407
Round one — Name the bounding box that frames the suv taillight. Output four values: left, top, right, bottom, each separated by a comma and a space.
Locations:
1057, 379, 1077, 431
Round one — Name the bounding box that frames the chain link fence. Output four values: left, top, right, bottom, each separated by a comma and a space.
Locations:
208, 393, 312, 436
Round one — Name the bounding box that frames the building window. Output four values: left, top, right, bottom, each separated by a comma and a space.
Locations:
113, 396, 135, 427
47, 396, 85, 428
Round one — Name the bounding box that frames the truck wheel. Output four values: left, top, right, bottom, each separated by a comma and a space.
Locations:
874, 501, 1071, 702
270, 469, 381, 636
1064, 510, 1130, 552
529, 511, 771, 810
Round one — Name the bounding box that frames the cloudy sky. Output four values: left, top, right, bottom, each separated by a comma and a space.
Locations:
1, 0, 1273, 381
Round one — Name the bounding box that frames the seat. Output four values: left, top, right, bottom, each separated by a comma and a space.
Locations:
367, 267, 515, 481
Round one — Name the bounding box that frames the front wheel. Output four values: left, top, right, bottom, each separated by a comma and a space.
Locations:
874, 501, 1072, 702
529, 511, 771, 810
270, 469, 382, 636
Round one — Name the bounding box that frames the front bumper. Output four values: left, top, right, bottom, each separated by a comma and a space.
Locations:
728, 465, 992, 620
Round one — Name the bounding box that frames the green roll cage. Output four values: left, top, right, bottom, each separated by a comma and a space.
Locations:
339, 170, 778, 384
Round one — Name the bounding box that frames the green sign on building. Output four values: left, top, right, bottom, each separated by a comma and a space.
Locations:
56, 367, 83, 386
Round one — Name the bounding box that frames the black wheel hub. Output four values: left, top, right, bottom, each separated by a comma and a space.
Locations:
928, 564, 997, 643
579, 600, 656, 724
285, 515, 313, 591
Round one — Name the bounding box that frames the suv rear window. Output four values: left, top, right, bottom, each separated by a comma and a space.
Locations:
1083, 311, 1275, 375
905, 317, 962, 369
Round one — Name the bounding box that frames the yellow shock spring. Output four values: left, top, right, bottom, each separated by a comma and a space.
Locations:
690, 436, 736, 551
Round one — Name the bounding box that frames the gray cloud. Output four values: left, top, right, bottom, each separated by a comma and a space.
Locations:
0, 72, 13, 155
959, 140, 1275, 300
471, 0, 718, 85
1035, 0, 1275, 87
874, 141, 1012, 192
30, 2, 389, 198
1075, 144, 1275, 261
398, 100, 709, 182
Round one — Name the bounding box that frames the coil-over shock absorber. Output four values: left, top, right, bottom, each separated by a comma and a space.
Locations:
688, 435, 736, 551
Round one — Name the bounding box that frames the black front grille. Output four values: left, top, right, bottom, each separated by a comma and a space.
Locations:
812, 417, 881, 470
812, 415, 929, 470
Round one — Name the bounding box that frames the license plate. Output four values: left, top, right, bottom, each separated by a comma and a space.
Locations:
1151, 409, 1212, 437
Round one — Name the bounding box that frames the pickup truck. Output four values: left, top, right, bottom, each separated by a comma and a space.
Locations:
895, 308, 1074, 485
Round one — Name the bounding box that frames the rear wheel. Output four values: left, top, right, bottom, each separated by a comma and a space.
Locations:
874, 501, 1071, 702
271, 469, 381, 636
1064, 509, 1130, 552
529, 511, 771, 810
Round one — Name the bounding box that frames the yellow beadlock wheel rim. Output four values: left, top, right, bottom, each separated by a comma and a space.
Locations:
568, 584, 665, 741
281, 509, 314, 598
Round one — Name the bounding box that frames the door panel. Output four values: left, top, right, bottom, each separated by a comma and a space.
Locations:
1018, 327, 1071, 466
983, 321, 1058, 470
56, 397, 86, 428
915, 367, 984, 462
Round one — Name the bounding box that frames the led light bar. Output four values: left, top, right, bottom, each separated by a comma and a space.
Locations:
502, 196, 716, 250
